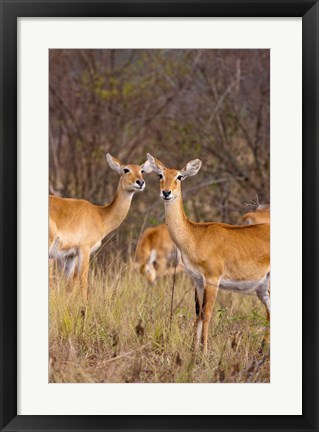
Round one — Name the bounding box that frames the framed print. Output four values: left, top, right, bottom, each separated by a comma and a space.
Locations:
0, 0, 318, 431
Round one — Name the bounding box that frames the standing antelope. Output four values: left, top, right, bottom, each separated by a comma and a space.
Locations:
242, 205, 270, 225
147, 154, 270, 354
135, 224, 181, 283
49, 153, 152, 302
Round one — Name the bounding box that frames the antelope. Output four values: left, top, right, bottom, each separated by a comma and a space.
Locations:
49, 153, 152, 302
135, 224, 181, 283
147, 154, 270, 354
242, 205, 270, 225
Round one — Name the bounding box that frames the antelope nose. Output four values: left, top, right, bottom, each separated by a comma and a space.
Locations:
162, 190, 171, 198
136, 179, 145, 188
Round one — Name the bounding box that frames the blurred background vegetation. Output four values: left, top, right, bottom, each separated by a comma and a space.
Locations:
49, 49, 269, 261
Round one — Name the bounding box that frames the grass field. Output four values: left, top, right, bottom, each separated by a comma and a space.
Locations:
49, 258, 270, 383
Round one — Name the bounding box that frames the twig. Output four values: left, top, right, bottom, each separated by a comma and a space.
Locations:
95, 343, 151, 368
184, 176, 242, 197
233, 348, 270, 382
173, 287, 192, 314
169, 248, 179, 330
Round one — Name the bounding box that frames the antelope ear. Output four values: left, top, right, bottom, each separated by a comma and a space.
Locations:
141, 160, 153, 174
106, 153, 123, 175
147, 153, 166, 175
180, 159, 202, 178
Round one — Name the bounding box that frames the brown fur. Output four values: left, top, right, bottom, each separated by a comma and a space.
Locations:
49, 155, 152, 302
242, 206, 270, 225
135, 224, 181, 283
147, 154, 270, 354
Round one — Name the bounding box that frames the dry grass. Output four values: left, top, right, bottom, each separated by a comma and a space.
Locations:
49, 259, 270, 383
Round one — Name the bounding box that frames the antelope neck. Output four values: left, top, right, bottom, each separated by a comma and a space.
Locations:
164, 194, 194, 250
101, 180, 134, 233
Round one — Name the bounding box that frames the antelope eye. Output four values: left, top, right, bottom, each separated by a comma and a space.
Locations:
141, 170, 145, 174
123, 168, 130, 174
158, 174, 163, 180
177, 175, 183, 181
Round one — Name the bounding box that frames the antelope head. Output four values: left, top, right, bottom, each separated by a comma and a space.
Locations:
146, 153, 202, 202
106, 153, 153, 193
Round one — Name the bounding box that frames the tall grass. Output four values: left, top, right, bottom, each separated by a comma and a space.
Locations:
49, 259, 270, 383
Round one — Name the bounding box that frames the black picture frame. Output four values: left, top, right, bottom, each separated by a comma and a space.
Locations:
0, 1, 318, 431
